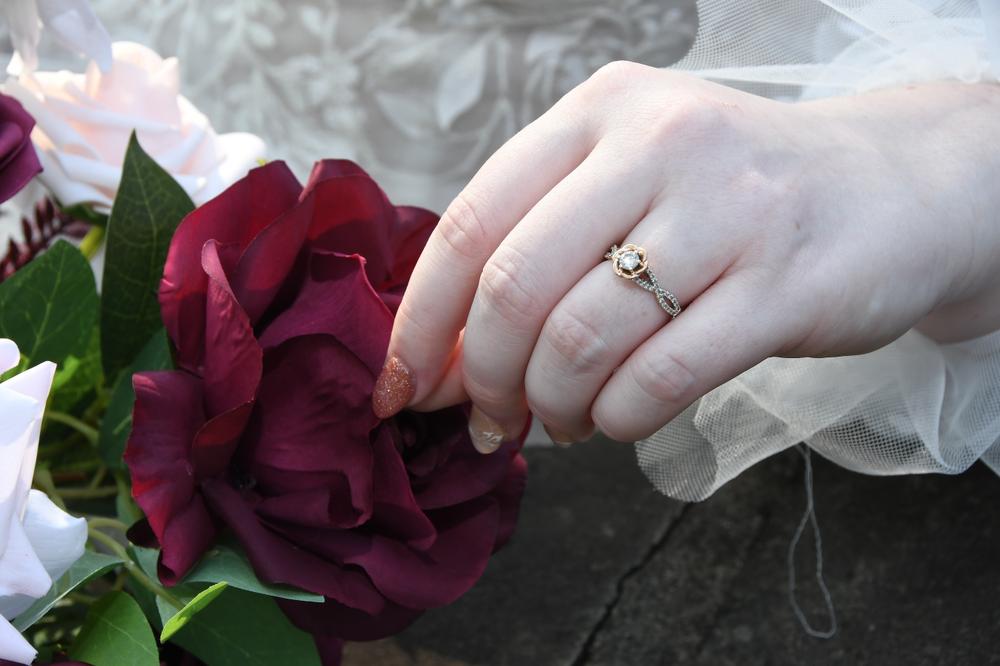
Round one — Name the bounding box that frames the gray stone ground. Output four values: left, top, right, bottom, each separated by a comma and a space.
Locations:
345, 439, 1000, 666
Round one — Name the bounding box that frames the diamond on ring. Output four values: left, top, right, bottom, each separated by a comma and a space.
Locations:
620, 250, 641, 271
605, 243, 648, 279
604, 243, 682, 318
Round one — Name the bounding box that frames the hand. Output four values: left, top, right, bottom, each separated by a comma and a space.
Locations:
371, 61, 1000, 451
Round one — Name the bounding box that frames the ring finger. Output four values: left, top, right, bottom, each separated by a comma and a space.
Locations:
523, 205, 738, 441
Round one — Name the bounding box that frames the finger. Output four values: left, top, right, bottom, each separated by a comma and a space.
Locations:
373, 98, 593, 418
591, 276, 779, 442
409, 330, 469, 412
461, 140, 663, 446
523, 206, 736, 442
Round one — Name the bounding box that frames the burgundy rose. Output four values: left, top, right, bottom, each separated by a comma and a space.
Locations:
124, 161, 527, 664
0, 94, 41, 203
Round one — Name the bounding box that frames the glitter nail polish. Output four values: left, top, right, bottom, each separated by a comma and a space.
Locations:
372, 356, 415, 419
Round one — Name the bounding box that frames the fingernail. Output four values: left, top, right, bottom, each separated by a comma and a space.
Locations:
372, 356, 415, 419
469, 407, 507, 454
543, 425, 575, 448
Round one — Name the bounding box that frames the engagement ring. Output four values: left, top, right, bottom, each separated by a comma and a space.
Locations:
605, 243, 681, 317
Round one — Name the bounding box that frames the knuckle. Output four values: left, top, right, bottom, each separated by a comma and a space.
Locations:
647, 95, 737, 150
478, 246, 540, 328
437, 190, 491, 262
591, 60, 650, 90
571, 60, 649, 106
542, 306, 612, 376
629, 350, 698, 406
462, 368, 516, 411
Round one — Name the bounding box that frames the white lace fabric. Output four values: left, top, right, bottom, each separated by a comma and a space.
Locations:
639, 0, 1000, 501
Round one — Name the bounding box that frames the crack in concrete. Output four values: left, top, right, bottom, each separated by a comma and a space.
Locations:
569, 502, 694, 666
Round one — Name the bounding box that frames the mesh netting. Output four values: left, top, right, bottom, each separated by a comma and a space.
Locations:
638, 0, 1000, 501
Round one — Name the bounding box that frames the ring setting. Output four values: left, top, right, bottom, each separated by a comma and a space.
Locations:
605, 243, 681, 318
606, 243, 648, 279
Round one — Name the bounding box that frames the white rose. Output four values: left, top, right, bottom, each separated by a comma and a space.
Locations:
0, 338, 87, 665
4, 41, 267, 210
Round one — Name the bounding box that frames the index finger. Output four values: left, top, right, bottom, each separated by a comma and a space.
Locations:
372, 97, 594, 418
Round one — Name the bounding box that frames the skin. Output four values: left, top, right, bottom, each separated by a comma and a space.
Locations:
374, 61, 1000, 449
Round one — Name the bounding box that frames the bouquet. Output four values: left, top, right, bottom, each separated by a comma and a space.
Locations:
0, 6, 527, 665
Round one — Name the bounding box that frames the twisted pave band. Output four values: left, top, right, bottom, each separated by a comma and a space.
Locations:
605, 243, 681, 318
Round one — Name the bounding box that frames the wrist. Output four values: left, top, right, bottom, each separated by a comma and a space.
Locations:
806, 82, 1000, 341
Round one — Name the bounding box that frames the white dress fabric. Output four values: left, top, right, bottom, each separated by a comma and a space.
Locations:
640, 0, 1000, 500
9, 1, 1000, 501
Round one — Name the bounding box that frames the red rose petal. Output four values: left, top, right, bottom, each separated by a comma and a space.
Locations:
302, 169, 396, 284
242, 335, 376, 527
278, 596, 422, 643
0, 95, 42, 202
376, 204, 438, 312
125, 371, 218, 584
367, 427, 436, 549
491, 453, 528, 551
256, 484, 362, 529
200, 478, 385, 615
190, 402, 255, 479
412, 438, 523, 510
200, 240, 263, 417
302, 160, 437, 308
231, 193, 315, 324
160, 162, 301, 370
280, 497, 500, 609
353, 498, 500, 608
302, 159, 369, 190
257, 251, 392, 375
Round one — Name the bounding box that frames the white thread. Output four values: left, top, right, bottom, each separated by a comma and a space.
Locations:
787, 445, 838, 639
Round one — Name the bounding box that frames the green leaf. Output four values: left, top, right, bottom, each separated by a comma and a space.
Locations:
13, 550, 123, 632
185, 543, 324, 603
131, 545, 161, 580
125, 546, 164, 633
159, 582, 227, 642
131, 542, 322, 603
68, 591, 159, 666
116, 474, 143, 526
98, 328, 172, 468
100, 132, 193, 380
60, 202, 110, 228
168, 587, 321, 666
50, 325, 102, 412
0, 240, 98, 365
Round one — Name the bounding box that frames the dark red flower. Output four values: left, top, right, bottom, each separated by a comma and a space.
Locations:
0, 94, 41, 203
124, 160, 527, 664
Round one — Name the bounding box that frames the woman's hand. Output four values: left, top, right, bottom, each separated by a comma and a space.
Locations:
371, 61, 1000, 451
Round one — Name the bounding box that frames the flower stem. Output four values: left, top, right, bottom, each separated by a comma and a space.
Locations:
88, 465, 108, 489
79, 225, 105, 260
68, 591, 99, 604
86, 516, 129, 533
45, 410, 99, 447
87, 527, 184, 610
58, 486, 118, 499
32, 467, 66, 510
